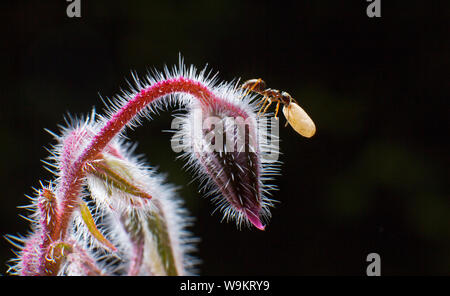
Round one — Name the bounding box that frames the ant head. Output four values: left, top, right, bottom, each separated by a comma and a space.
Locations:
281, 91, 295, 105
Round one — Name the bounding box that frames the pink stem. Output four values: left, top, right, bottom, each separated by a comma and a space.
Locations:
43, 77, 233, 275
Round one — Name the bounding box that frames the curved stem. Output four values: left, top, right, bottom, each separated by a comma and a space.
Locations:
45, 77, 227, 275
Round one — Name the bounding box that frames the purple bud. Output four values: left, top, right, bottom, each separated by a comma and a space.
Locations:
177, 85, 275, 230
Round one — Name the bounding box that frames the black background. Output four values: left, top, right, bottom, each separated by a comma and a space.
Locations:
0, 0, 448, 275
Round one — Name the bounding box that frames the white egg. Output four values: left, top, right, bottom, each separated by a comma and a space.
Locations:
282, 102, 316, 138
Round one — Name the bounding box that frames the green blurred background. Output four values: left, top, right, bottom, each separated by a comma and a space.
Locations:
0, 0, 448, 275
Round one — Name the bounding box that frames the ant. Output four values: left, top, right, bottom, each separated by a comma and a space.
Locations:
241, 78, 316, 138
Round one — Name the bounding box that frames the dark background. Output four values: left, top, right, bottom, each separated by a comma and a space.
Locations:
0, 0, 448, 275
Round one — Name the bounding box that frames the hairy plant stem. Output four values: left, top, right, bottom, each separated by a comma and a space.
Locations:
41, 77, 250, 275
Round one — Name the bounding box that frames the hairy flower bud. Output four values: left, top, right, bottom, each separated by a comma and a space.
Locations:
173, 84, 277, 230
7, 60, 288, 276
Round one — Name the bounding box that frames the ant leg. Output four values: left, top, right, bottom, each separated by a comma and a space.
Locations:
256, 95, 267, 107
274, 101, 280, 120
262, 99, 273, 116
257, 97, 269, 116
242, 87, 252, 98
284, 108, 290, 127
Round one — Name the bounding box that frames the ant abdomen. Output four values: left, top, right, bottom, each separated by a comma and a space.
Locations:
241, 78, 267, 93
